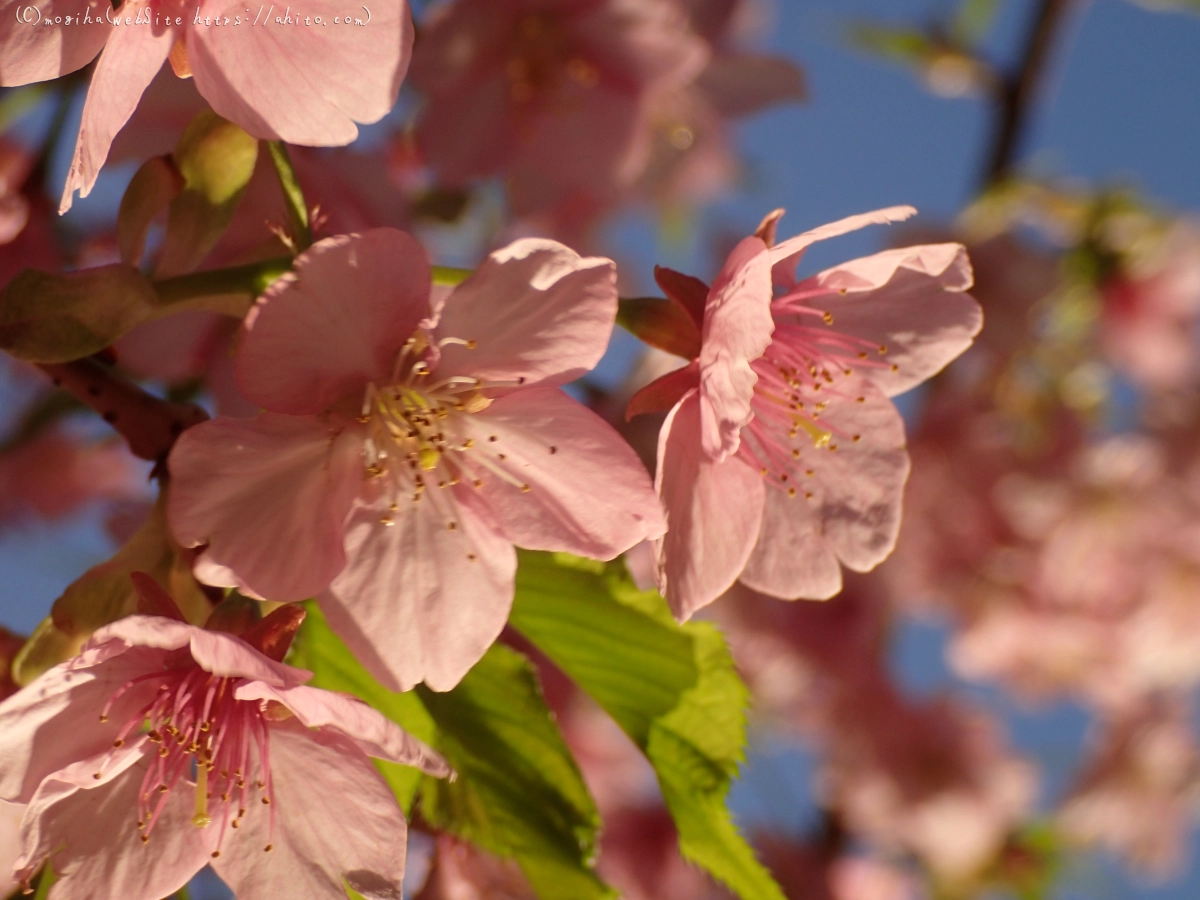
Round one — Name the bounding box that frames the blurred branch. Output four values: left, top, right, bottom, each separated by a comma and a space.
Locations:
982, 0, 1077, 187
35, 358, 208, 464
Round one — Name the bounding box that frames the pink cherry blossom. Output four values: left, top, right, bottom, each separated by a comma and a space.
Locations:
0, 0, 414, 212
0, 800, 20, 897
168, 228, 665, 691
718, 578, 1035, 885
0, 583, 448, 900
1099, 219, 1200, 390
409, 0, 709, 219
1059, 698, 1200, 877
629, 207, 982, 618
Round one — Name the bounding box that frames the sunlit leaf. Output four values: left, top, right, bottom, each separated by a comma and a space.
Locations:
510, 552, 786, 900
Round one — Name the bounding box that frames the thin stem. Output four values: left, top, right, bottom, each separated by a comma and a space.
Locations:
36, 358, 208, 463
981, 0, 1076, 188
152, 256, 293, 306
265, 140, 312, 252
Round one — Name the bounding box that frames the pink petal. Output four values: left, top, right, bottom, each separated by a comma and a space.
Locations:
698, 236, 774, 460
769, 206, 917, 288
739, 488, 843, 600
568, 0, 709, 92
0, 648, 165, 804
187, 629, 312, 687
213, 720, 407, 899
17, 746, 210, 899
233, 681, 449, 775
187, 0, 413, 144
654, 391, 764, 619
168, 414, 364, 602
320, 491, 516, 692
461, 386, 665, 559
59, 10, 177, 213
747, 373, 910, 574
800, 243, 982, 397
433, 239, 617, 389
0, 0, 109, 86
0, 801, 20, 897
237, 230, 432, 416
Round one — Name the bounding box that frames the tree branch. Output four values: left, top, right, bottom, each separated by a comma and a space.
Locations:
981, 0, 1076, 188
36, 359, 208, 464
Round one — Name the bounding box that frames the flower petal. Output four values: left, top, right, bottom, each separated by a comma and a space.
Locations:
320, 489, 516, 692
769, 206, 917, 287
800, 243, 982, 397
236, 230, 432, 416
17, 746, 209, 900
213, 719, 408, 900
0, 0, 110, 86
463, 387, 665, 559
654, 390, 764, 619
746, 371, 910, 574
59, 7, 177, 212
433, 239, 617, 389
168, 414, 363, 602
739, 488, 843, 600
234, 682, 449, 776
187, 0, 413, 144
187, 629, 312, 687
0, 648, 164, 804
698, 236, 774, 460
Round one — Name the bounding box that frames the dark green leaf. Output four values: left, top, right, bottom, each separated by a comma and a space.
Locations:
417, 646, 612, 900
290, 606, 611, 900
288, 605, 434, 812
510, 552, 785, 900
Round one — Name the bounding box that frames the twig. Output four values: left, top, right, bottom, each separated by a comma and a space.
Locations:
981, 0, 1076, 188
36, 359, 208, 464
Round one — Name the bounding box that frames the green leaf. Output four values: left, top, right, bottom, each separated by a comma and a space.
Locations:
0, 264, 160, 363
288, 605, 434, 812
510, 552, 786, 900
156, 112, 259, 278
290, 606, 612, 900
417, 646, 612, 900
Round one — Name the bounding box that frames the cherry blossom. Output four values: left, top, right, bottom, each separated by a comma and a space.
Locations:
0, 800, 19, 897
629, 207, 981, 618
0, 0, 414, 212
169, 228, 665, 691
1059, 698, 1200, 877
719, 579, 1035, 886
409, 0, 708, 219
1100, 219, 1200, 391
0, 575, 448, 899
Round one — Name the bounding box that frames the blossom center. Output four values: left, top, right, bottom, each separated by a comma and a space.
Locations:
359, 334, 531, 525
506, 14, 599, 103
97, 665, 275, 856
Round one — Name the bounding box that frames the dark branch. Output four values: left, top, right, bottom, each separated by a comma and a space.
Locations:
36, 358, 208, 464
981, 0, 1076, 188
